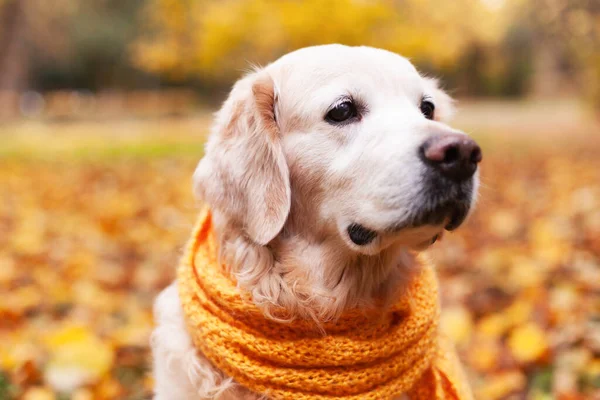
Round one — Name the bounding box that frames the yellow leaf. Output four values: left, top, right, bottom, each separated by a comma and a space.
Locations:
44, 325, 114, 392
587, 358, 600, 374
488, 209, 521, 238
508, 257, 547, 289
507, 323, 549, 364
468, 339, 501, 372
477, 313, 509, 338
22, 387, 56, 400
504, 298, 534, 327
441, 306, 473, 346
475, 370, 526, 400
72, 388, 94, 400
0, 285, 43, 316
95, 376, 124, 399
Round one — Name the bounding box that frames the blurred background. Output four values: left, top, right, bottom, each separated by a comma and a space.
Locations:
0, 0, 599, 399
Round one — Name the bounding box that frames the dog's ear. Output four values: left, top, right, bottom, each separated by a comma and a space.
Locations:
423, 78, 455, 122
193, 71, 291, 245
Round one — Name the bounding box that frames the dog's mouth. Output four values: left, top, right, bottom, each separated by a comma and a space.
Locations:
347, 202, 470, 247
408, 201, 471, 232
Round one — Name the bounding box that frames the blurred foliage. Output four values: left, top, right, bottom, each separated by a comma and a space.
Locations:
523, 0, 600, 108
131, 0, 600, 102
0, 151, 201, 400
0, 115, 599, 399
0, 0, 151, 91
131, 0, 508, 83
1, 0, 598, 103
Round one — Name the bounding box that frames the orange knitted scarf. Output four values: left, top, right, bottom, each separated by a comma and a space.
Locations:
178, 208, 473, 400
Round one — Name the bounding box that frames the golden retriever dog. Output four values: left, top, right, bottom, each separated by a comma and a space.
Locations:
151, 44, 481, 399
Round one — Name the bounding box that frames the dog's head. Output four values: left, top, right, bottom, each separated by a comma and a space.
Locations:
195, 45, 480, 257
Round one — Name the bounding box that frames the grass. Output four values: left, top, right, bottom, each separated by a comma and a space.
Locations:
0, 116, 210, 160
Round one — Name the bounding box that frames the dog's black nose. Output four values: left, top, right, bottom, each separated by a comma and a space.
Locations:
420, 134, 482, 181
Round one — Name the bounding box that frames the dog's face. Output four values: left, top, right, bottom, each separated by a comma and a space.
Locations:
195, 45, 481, 256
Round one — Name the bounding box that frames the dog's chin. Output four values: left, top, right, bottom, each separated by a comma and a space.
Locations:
341, 200, 473, 255
340, 220, 447, 256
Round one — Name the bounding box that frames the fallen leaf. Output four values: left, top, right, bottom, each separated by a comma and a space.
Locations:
508, 323, 550, 364
44, 325, 114, 392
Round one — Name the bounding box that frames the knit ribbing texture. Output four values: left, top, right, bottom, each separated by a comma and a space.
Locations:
177, 208, 473, 400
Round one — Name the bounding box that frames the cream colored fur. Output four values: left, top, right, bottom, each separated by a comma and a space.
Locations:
152, 45, 478, 400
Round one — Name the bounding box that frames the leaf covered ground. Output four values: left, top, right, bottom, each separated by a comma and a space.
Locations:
0, 115, 599, 400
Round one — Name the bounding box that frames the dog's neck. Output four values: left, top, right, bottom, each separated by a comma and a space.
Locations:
212, 209, 420, 322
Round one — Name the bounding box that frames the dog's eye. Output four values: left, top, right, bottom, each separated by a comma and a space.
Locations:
420, 100, 435, 120
326, 101, 357, 123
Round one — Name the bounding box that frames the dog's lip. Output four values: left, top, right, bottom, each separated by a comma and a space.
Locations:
415, 201, 470, 232
348, 219, 446, 249
385, 203, 467, 234
412, 230, 446, 250
444, 204, 470, 232
444, 206, 469, 231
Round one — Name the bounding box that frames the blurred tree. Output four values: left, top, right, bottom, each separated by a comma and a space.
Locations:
0, 0, 151, 91
0, 0, 80, 90
523, 0, 600, 110
444, 21, 534, 98
501, 24, 535, 96
132, 0, 510, 86
0, 0, 30, 91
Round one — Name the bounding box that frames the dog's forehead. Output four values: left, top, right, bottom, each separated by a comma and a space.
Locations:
268, 45, 423, 101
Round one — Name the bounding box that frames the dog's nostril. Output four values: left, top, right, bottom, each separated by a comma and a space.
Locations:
443, 145, 460, 164
470, 145, 482, 164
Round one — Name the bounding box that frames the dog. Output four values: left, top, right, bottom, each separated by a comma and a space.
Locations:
151, 44, 481, 400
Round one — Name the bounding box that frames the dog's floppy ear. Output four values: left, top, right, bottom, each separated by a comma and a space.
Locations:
423, 78, 455, 122
193, 71, 291, 245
